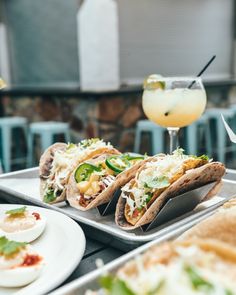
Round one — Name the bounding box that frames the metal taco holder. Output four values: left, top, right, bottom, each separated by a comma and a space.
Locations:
0, 168, 235, 251
97, 181, 217, 232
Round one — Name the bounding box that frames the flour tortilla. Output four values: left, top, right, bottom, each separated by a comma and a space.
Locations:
179, 197, 236, 247
39, 142, 120, 203
66, 156, 157, 211
115, 162, 226, 230
39, 142, 67, 203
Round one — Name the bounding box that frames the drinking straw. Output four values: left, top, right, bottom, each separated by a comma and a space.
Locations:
164, 55, 216, 116
188, 55, 216, 89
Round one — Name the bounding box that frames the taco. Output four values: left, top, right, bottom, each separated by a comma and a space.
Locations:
179, 197, 236, 247
88, 239, 236, 295
115, 149, 225, 230
66, 153, 154, 211
39, 138, 119, 204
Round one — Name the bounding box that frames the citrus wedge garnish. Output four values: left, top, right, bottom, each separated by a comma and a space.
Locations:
143, 74, 165, 90
0, 78, 7, 89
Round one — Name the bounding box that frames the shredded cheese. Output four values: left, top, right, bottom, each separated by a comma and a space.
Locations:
121, 151, 196, 216
44, 140, 113, 198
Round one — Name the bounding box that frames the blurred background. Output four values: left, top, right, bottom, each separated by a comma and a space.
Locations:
0, 0, 236, 171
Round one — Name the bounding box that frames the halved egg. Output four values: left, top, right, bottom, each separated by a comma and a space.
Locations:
0, 206, 46, 242
0, 238, 44, 287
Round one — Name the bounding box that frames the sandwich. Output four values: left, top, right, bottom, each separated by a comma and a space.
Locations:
39, 138, 119, 204
66, 152, 151, 210
115, 149, 225, 230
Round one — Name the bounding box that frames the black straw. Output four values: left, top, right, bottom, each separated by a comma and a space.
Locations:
188, 55, 216, 89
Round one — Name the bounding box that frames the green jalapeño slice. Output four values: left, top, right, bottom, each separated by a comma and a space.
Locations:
74, 163, 101, 183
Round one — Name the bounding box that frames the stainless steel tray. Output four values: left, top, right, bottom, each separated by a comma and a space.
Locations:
0, 167, 235, 251
49, 206, 233, 295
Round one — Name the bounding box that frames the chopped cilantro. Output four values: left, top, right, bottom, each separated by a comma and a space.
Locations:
80, 138, 101, 148
99, 275, 135, 295
145, 192, 153, 203
144, 176, 170, 189
225, 289, 234, 295
0, 236, 27, 257
185, 265, 214, 291
66, 143, 76, 151
173, 147, 185, 156
44, 189, 56, 203
192, 154, 209, 161
147, 279, 165, 294
5, 206, 27, 216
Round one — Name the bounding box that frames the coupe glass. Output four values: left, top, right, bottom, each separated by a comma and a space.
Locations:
142, 76, 207, 153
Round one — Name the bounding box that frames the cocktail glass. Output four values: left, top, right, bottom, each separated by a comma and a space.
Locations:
142, 76, 207, 153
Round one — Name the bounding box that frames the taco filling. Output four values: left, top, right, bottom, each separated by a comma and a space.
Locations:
96, 241, 236, 295
41, 138, 115, 203
74, 153, 145, 207
121, 149, 209, 226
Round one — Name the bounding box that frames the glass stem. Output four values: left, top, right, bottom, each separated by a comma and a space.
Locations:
168, 127, 180, 153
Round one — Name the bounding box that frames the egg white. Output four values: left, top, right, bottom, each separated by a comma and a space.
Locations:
0, 246, 44, 287
0, 211, 46, 243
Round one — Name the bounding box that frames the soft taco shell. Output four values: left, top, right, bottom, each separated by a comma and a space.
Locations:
66, 156, 157, 211
179, 198, 236, 247
39, 143, 120, 203
39, 142, 67, 203
115, 162, 225, 230
39, 142, 67, 178
118, 238, 236, 282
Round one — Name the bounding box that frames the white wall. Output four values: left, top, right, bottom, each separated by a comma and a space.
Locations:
118, 0, 234, 84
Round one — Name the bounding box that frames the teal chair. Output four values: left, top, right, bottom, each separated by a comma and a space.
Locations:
205, 108, 235, 163
185, 114, 212, 156
0, 117, 28, 172
27, 121, 70, 167
134, 120, 165, 155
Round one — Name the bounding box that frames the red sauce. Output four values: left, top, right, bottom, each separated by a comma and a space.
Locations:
32, 212, 41, 220
21, 254, 42, 267
133, 209, 139, 218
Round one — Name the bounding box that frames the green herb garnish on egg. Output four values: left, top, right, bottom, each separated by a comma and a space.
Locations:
5, 206, 27, 216
0, 236, 27, 257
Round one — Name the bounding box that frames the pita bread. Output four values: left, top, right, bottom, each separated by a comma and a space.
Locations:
115, 162, 225, 230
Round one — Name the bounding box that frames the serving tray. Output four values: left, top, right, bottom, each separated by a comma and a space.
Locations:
49, 204, 235, 295
0, 167, 235, 251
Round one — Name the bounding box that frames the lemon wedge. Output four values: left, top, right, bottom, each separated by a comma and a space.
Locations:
143, 74, 165, 90
0, 78, 7, 89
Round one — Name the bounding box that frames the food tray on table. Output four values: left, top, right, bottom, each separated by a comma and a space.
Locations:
0, 167, 235, 251
49, 198, 236, 295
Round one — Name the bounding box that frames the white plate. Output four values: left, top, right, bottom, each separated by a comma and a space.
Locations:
0, 204, 86, 295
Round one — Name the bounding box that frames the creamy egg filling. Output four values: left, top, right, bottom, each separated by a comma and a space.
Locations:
0, 211, 36, 233
0, 248, 28, 270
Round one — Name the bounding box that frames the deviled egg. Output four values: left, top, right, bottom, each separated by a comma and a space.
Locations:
0, 236, 44, 287
0, 206, 46, 242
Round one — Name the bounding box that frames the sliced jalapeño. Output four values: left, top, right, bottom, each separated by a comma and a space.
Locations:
105, 155, 130, 173
74, 163, 100, 183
